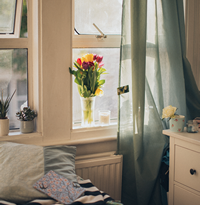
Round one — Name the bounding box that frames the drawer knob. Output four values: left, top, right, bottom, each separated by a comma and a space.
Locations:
190, 169, 196, 175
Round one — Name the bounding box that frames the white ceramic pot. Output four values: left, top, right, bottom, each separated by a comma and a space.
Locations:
169, 115, 185, 132
20, 120, 34, 133
0, 118, 9, 137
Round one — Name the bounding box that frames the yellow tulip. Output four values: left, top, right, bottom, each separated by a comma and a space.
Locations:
84, 54, 94, 62
95, 88, 103, 96
81, 56, 87, 63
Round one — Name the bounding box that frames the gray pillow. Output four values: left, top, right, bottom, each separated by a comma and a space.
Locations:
0, 142, 77, 204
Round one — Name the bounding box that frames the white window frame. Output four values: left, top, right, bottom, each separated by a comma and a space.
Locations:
0, 0, 41, 142
71, 0, 121, 139
0, 0, 23, 38
0, 0, 117, 147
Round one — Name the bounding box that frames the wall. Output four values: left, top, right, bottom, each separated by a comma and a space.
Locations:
185, 0, 200, 90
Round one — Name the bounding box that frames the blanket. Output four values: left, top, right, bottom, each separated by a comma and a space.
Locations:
0, 178, 114, 205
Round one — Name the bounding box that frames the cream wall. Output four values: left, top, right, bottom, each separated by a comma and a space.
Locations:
185, 0, 200, 90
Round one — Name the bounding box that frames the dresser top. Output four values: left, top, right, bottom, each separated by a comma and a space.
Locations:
163, 129, 200, 145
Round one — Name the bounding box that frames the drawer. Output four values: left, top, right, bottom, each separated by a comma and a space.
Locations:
175, 145, 200, 192
174, 185, 200, 205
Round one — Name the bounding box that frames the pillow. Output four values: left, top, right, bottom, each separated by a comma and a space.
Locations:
0, 142, 77, 204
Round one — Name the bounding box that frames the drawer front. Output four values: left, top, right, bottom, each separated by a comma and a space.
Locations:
174, 185, 200, 205
175, 145, 200, 192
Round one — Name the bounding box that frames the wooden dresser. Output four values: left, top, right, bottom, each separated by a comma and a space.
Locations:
163, 130, 200, 205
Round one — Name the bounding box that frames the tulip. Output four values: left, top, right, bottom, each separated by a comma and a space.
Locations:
96, 55, 103, 63
81, 56, 87, 63
98, 62, 104, 68
77, 58, 82, 66
95, 88, 104, 96
93, 54, 97, 61
89, 61, 94, 69
82, 61, 89, 70
84, 54, 94, 62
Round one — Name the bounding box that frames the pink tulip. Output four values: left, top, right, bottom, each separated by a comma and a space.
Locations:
98, 62, 104, 68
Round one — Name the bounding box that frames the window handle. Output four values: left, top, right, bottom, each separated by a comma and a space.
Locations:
93, 23, 107, 39
74, 28, 80, 35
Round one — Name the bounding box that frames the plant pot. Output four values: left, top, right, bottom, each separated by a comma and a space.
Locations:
0, 118, 9, 137
80, 96, 95, 127
20, 120, 34, 133
169, 115, 185, 132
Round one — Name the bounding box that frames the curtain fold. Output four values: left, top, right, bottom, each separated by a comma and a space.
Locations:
118, 0, 200, 205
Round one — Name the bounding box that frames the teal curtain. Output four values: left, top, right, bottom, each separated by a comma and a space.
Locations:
118, 0, 200, 205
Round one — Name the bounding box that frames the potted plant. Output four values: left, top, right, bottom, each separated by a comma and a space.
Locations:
16, 107, 37, 133
0, 89, 16, 137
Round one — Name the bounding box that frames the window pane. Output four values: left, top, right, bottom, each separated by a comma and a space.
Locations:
74, 0, 122, 35
0, 0, 16, 34
0, 49, 28, 130
72, 48, 120, 125
20, 0, 28, 38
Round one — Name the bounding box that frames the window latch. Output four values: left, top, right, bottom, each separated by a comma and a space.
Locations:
93, 23, 107, 39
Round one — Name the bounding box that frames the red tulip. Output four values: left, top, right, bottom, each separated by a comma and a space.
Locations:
96, 55, 103, 63
93, 54, 97, 61
77, 58, 82, 66
89, 61, 94, 68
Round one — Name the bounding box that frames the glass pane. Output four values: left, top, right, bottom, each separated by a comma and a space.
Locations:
75, 0, 122, 35
0, 49, 28, 130
72, 48, 120, 125
0, 0, 16, 34
20, 0, 28, 38
147, 0, 156, 44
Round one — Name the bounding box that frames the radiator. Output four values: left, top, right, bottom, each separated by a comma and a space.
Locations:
75, 153, 123, 201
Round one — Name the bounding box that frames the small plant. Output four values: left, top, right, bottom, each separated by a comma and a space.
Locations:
16, 107, 37, 121
0, 89, 16, 119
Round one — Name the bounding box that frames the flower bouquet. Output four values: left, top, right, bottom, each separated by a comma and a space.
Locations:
162, 105, 185, 132
69, 53, 107, 127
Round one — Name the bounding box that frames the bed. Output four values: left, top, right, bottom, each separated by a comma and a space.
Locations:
0, 142, 117, 205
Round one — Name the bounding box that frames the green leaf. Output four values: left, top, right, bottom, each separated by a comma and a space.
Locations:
74, 78, 81, 85
98, 79, 105, 86
74, 62, 82, 71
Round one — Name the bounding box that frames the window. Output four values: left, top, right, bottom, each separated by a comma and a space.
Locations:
72, 0, 122, 130
0, 0, 29, 130
0, 0, 23, 38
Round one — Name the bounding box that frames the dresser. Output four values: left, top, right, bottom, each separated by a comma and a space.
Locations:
163, 130, 200, 205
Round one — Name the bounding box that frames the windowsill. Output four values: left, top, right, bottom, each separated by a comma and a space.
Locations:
0, 126, 117, 146
0, 131, 42, 142
71, 123, 117, 140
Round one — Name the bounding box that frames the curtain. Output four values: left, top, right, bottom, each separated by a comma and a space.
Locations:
118, 0, 200, 205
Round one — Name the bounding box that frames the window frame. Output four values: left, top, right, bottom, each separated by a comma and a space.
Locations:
0, 0, 41, 137
71, 0, 121, 139
0, 0, 118, 147
0, 0, 23, 38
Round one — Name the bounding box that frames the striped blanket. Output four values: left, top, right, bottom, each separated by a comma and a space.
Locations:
0, 178, 114, 205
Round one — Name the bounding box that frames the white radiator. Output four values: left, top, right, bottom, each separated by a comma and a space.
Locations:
75, 153, 123, 201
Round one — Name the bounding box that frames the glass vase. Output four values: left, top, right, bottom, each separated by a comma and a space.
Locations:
80, 96, 95, 127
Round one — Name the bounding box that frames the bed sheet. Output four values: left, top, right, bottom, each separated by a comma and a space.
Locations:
0, 178, 113, 205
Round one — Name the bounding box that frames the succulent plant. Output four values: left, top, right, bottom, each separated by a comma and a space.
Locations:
0, 89, 16, 119
16, 107, 37, 121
